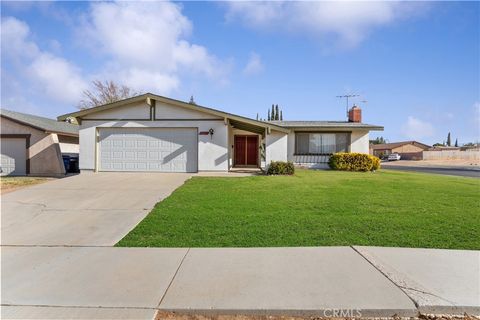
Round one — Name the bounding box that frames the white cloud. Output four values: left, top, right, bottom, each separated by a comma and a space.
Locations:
80, 1, 230, 94
1, 16, 87, 105
243, 52, 264, 76
401, 116, 435, 140
224, 2, 428, 47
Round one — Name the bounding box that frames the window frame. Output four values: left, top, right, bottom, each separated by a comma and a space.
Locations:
294, 131, 351, 156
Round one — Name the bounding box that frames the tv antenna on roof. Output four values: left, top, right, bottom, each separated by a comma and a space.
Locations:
336, 94, 359, 121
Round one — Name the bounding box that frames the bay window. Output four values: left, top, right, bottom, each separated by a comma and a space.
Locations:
295, 132, 350, 155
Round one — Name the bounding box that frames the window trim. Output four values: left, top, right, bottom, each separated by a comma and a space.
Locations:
294, 131, 351, 156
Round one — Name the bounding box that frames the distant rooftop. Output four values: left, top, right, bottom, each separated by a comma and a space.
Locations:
1, 109, 79, 136
270, 120, 384, 130
371, 141, 431, 150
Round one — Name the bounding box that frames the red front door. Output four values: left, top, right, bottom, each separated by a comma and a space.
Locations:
234, 135, 258, 166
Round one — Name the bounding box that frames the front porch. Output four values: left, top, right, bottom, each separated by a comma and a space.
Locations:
227, 119, 266, 170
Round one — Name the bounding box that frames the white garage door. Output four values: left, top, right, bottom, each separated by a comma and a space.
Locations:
1, 138, 27, 176
99, 128, 197, 172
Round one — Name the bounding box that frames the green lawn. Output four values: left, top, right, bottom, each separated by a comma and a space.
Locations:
117, 170, 480, 249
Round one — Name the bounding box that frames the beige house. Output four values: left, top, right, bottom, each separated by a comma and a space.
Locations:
58, 93, 383, 173
1, 109, 79, 176
371, 141, 431, 160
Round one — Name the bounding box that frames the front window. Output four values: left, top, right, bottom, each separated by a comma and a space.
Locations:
295, 132, 350, 155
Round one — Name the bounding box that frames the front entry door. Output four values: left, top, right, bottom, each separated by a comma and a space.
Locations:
234, 135, 258, 166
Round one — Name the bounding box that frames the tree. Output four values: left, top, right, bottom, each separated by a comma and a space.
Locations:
271, 104, 275, 121
369, 136, 387, 145
446, 132, 451, 146
275, 104, 279, 120
78, 80, 138, 109
267, 112, 271, 121
455, 138, 458, 147
256, 113, 259, 120
280, 110, 283, 121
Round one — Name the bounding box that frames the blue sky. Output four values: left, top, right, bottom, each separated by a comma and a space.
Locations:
1, 1, 479, 144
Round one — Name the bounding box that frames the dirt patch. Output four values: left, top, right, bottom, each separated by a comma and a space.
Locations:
0, 177, 51, 194
155, 312, 479, 320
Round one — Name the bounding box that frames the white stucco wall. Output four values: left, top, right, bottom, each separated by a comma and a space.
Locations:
84, 102, 151, 120
79, 120, 228, 172
350, 130, 370, 153
265, 130, 288, 164
155, 102, 222, 120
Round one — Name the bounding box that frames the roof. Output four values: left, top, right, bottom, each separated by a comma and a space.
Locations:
371, 141, 431, 150
1, 109, 79, 136
57, 93, 383, 133
57, 93, 290, 134
270, 120, 384, 131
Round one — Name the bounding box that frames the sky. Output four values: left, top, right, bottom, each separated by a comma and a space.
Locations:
1, 1, 479, 145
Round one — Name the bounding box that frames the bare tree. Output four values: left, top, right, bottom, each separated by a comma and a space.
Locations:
78, 80, 139, 109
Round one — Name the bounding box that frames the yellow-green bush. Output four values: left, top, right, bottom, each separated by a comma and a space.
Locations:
328, 153, 381, 172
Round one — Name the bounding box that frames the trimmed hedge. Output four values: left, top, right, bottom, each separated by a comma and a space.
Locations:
328, 153, 381, 172
267, 161, 295, 175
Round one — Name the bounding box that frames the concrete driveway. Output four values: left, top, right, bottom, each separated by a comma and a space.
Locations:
1, 172, 191, 246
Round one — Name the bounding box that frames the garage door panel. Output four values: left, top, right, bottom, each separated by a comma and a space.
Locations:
99, 128, 197, 173
1, 138, 27, 176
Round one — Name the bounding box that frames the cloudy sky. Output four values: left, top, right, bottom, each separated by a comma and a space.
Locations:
1, 1, 479, 144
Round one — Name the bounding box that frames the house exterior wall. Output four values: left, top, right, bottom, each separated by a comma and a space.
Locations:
155, 102, 222, 120
84, 102, 151, 120
79, 120, 228, 172
350, 130, 370, 153
58, 135, 80, 155
265, 130, 288, 165
287, 129, 370, 168
393, 144, 425, 153
0, 116, 66, 176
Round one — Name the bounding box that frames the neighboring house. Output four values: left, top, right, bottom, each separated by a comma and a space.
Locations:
371, 141, 431, 160
1, 109, 79, 176
57, 94, 383, 173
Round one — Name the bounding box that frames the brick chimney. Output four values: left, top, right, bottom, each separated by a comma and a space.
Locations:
348, 104, 362, 123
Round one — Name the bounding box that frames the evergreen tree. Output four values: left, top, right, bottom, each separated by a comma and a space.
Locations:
256, 113, 259, 120
275, 105, 279, 120
455, 138, 458, 147
271, 104, 275, 121
280, 110, 283, 121
267, 112, 270, 121
447, 132, 451, 146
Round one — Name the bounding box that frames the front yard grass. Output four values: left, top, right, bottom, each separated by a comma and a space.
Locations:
117, 169, 480, 249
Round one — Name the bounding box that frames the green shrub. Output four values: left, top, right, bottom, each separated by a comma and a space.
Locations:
267, 161, 295, 175
328, 153, 381, 172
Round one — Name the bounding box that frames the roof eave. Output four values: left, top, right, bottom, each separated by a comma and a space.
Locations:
58, 93, 290, 134
286, 125, 384, 131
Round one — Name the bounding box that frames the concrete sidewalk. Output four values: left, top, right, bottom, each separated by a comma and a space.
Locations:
2, 246, 478, 319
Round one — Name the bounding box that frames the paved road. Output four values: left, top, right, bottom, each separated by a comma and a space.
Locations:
382, 164, 480, 178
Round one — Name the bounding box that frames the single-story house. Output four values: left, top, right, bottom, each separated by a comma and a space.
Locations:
370, 141, 431, 160
57, 94, 383, 173
1, 109, 79, 176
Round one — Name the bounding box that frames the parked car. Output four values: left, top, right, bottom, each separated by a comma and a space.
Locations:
388, 153, 401, 161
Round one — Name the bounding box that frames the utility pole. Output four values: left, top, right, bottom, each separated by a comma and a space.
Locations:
336, 94, 359, 120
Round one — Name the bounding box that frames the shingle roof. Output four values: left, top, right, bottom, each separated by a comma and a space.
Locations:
1, 109, 79, 136
371, 141, 431, 150
270, 120, 384, 130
